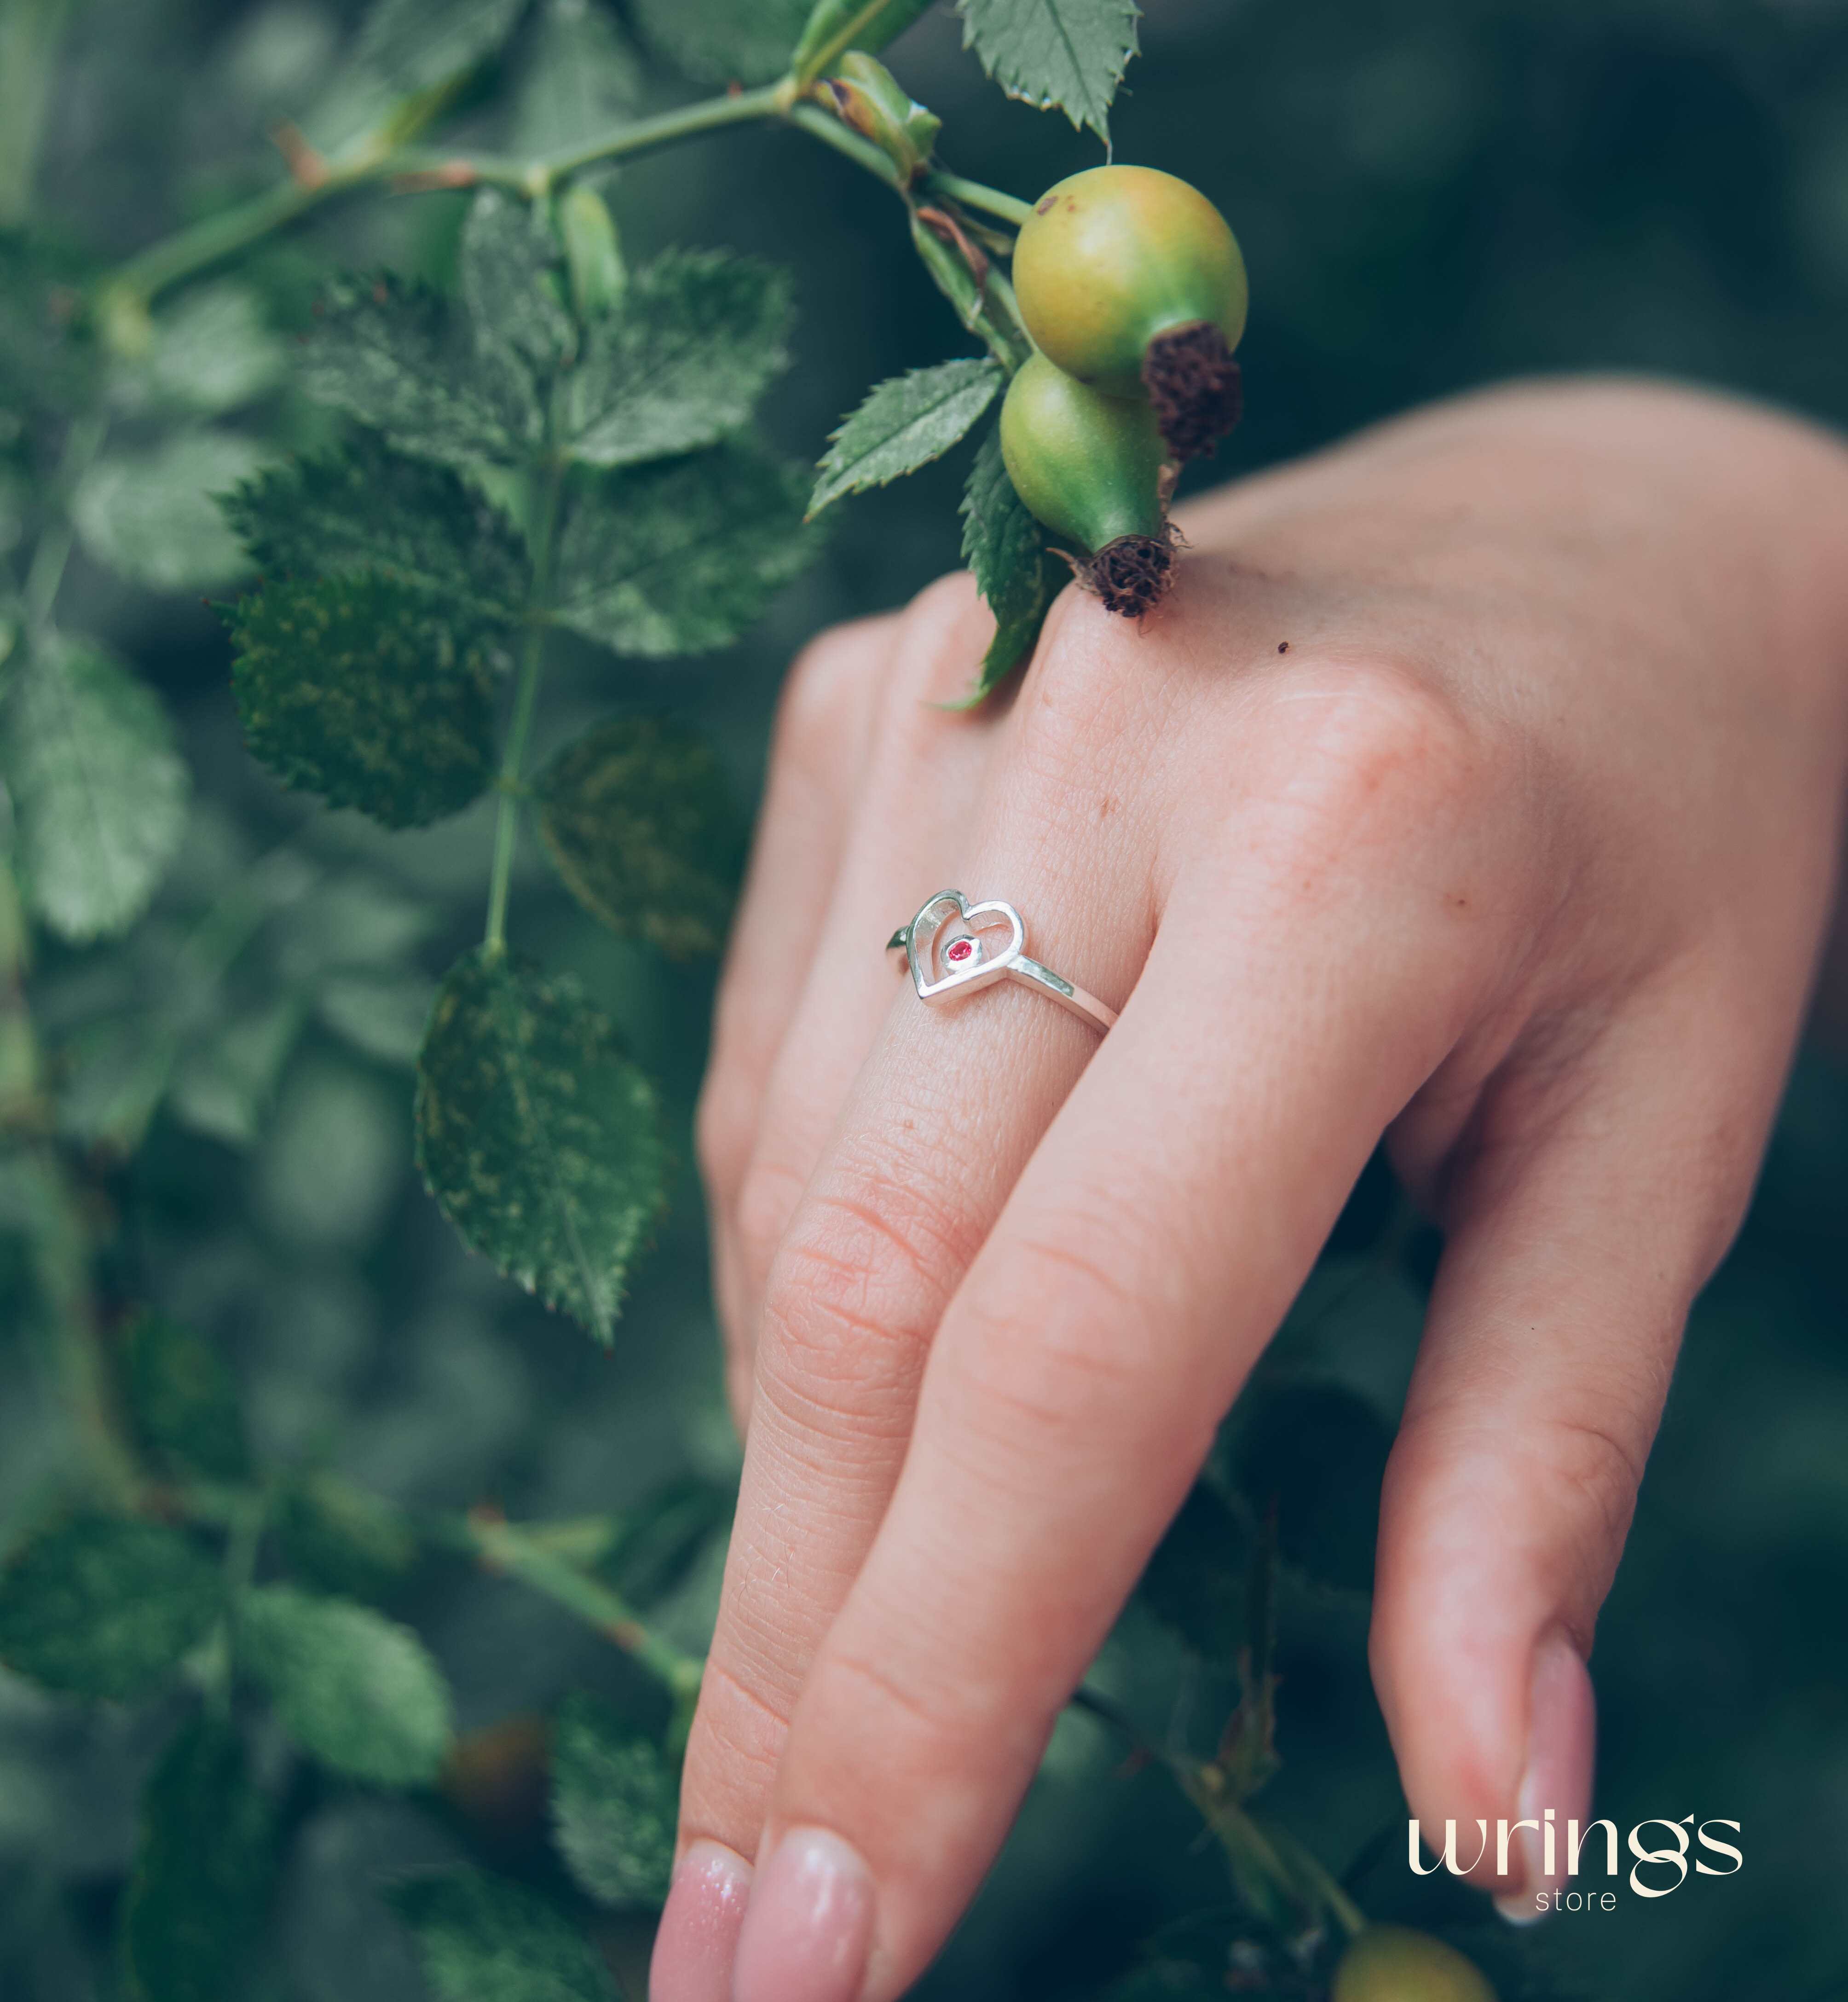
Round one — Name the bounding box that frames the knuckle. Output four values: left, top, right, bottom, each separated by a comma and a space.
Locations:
694, 1064, 756, 1198
757, 1172, 975, 1423
775, 613, 891, 766
1273, 660, 1489, 837
733, 1154, 811, 1283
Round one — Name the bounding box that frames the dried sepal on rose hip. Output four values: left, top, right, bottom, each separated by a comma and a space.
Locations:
1012, 164, 1248, 462
1330, 1925, 1498, 2002
999, 351, 1177, 620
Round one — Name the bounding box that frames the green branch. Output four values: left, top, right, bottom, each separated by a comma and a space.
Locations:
444, 1510, 703, 1703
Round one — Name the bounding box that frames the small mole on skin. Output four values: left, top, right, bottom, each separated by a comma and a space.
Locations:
1277, 642, 1290, 654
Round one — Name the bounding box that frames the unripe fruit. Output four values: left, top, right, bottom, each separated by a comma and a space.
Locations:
1331, 1927, 1498, 2002
1013, 165, 1247, 460
999, 352, 1175, 619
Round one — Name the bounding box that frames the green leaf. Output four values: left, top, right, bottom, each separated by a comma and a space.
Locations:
0, 1517, 220, 1699
130, 282, 287, 416
534, 717, 740, 958
461, 188, 577, 387
71, 432, 268, 593
414, 946, 668, 1338
790, 0, 939, 84
121, 1715, 279, 2002
299, 273, 537, 467
958, 425, 1054, 695
956, 0, 1140, 142
550, 1693, 676, 1909
1136, 1480, 1252, 1663
238, 1583, 453, 1784
512, 0, 644, 155
808, 357, 1001, 517
223, 435, 528, 618
565, 249, 793, 469
388, 1868, 618, 2002
271, 1470, 420, 1604
168, 994, 309, 1148
316, 970, 438, 1066
3, 635, 191, 942
123, 1312, 251, 1484
553, 440, 816, 659
627, 0, 812, 86
229, 573, 497, 828
356, 0, 531, 95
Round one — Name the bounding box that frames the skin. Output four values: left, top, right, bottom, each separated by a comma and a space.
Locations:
652, 381, 1848, 2002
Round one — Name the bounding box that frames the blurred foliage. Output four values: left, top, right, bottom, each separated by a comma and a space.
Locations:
2, 2, 1848, 2000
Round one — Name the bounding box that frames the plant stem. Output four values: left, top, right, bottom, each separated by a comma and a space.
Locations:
536, 81, 790, 189
484, 456, 564, 956
0, 0, 69, 226
448, 1510, 704, 1703
924, 170, 1035, 230
787, 99, 901, 189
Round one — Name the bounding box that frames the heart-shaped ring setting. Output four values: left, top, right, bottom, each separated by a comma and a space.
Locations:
887, 889, 1119, 1034
905, 890, 1025, 1001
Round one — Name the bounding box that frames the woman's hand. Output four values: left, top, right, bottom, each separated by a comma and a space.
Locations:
654, 380, 1848, 2002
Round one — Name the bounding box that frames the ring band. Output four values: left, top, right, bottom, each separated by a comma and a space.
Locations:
885, 889, 1118, 1033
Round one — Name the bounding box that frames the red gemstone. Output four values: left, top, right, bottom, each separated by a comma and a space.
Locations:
946, 938, 975, 964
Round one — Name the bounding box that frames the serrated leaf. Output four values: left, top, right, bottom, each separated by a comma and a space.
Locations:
534, 717, 740, 958
1137, 1480, 1252, 1663
550, 1693, 676, 1909
0, 1517, 220, 1699
223, 435, 528, 618
123, 1312, 251, 1484
238, 1583, 453, 1784
627, 0, 811, 86
414, 946, 667, 1338
389, 1868, 618, 2002
565, 250, 793, 469
299, 273, 537, 467
461, 188, 577, 387
229, 573, 497, 828
130, 282, 286, 416
121, 1716, 278, 2002
959, 425, 1054, 694
809, 357, 1001, 517
271, 1471, 420, 1603
513, 0, 644, 154
553, 440, 815, 659
356, 0, 531, 94
956, 0, 1139, 141
4, 636, 191, 942
71, 432, 268, 593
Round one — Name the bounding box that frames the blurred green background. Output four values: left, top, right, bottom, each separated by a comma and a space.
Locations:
4, 1, 1848, 1997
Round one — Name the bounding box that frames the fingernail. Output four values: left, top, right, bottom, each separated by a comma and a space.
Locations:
1495, 1627, 1595, 1926
649, 1840, 752, 2002
732, 1827, 874, 2002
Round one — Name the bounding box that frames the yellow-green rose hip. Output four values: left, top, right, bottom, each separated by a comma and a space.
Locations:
1331, 1926, 1498, 2002
999, 351, 1174, 619
1012, 164, 1248, 460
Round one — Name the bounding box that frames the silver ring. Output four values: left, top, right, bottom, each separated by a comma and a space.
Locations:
886, 889, 1118, 1034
